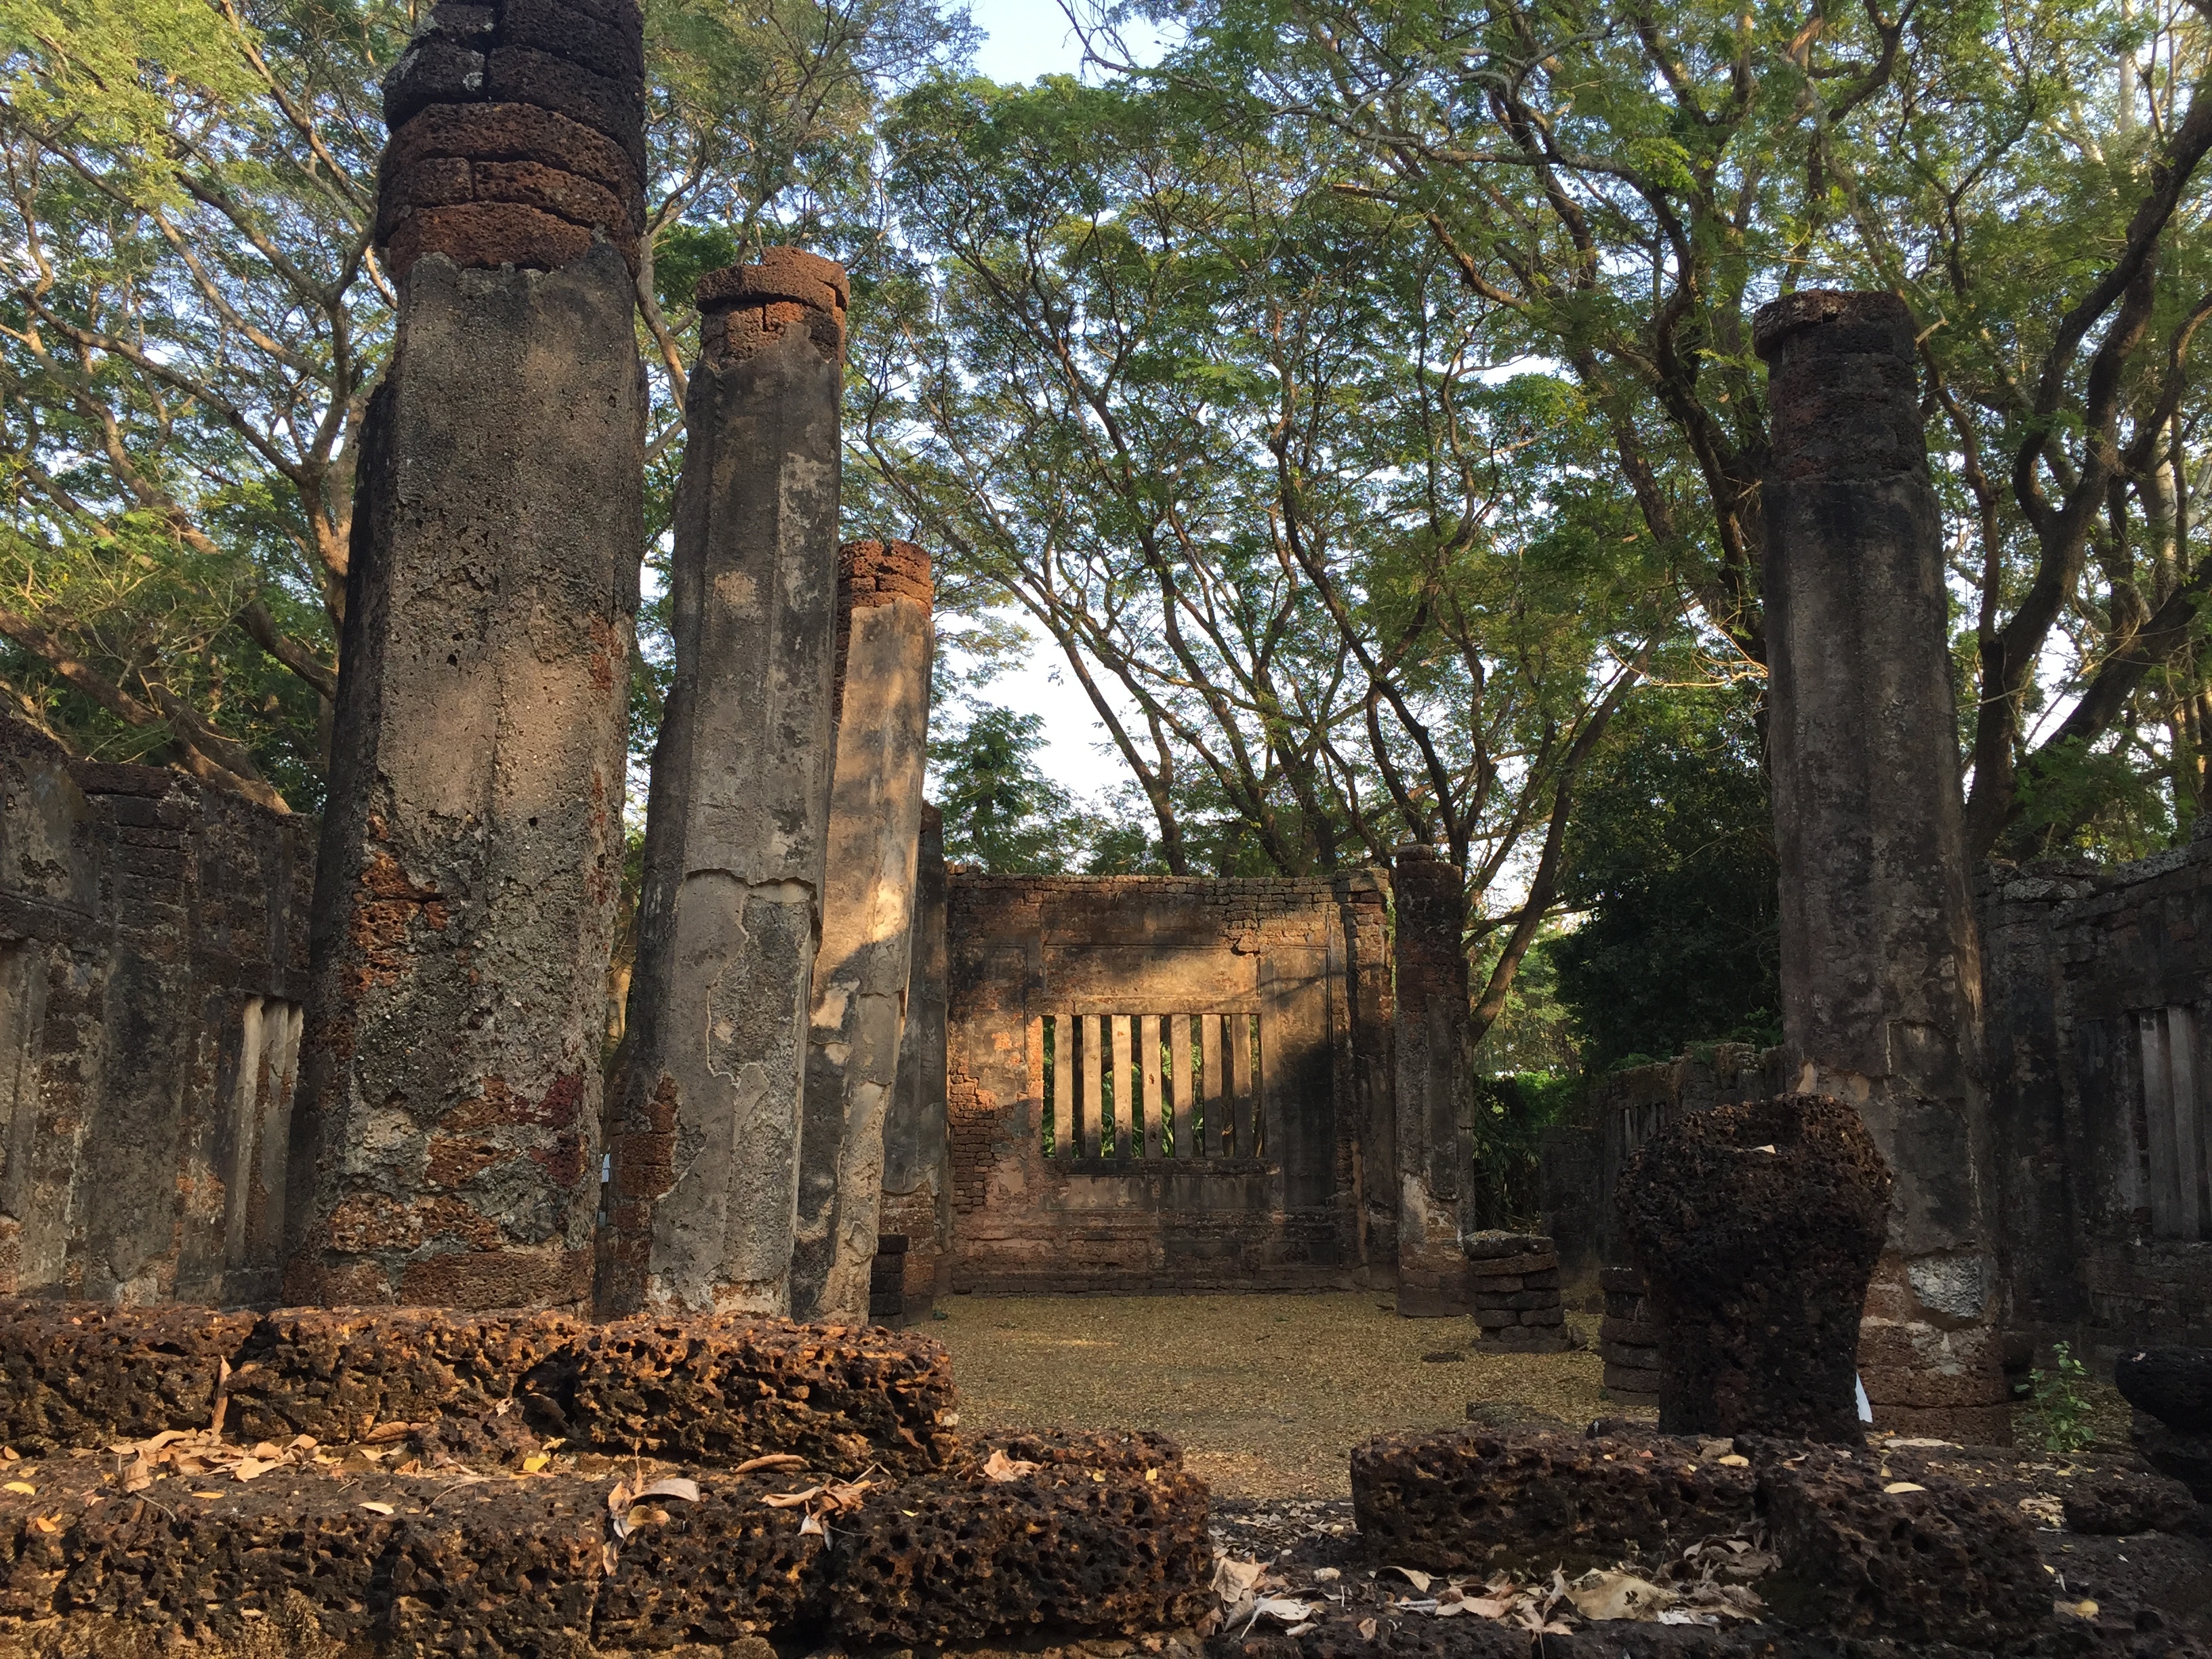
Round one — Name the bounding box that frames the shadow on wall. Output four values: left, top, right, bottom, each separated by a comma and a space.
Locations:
1542, 836, 2212, 1367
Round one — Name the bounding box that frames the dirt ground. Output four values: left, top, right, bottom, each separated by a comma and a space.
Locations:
929, 1290, 1623, 1498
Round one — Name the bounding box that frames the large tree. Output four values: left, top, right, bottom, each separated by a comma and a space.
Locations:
855, 75, 1688, 1027
0, 0, 972, 809
1079, 0, 2212, 860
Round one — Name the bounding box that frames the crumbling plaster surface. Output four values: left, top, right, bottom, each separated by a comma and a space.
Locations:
285, 249, 642, 1313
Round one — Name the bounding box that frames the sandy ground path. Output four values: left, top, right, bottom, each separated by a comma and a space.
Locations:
929, 1290, 1616, 1498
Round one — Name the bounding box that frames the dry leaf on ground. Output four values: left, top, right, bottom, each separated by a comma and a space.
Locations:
981, 1449, 1040, 1482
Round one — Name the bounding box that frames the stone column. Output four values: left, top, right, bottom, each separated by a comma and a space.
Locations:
790, 540, 935, 1324
1392, 843, 1470, 1316
599, 249, 848, 1316
1756, 289, 2009, 1441
283, 3, 644, 1309
878, 802, 951, 1319
1336, 867, 1396, 1282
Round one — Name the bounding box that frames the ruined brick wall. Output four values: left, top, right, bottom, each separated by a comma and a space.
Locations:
0, 718, 313, 1306
944, 872, 1391, 1293
1978, 838, 2212, 1363
1548, 838, 2212, 1368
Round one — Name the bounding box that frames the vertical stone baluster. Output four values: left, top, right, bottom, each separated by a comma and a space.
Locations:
1082, 1015, 1105, 1159
600, 249, 849, 1316
1111, 1016, 1134, 1159
1170, 1012, 1194, 1158
1203, 1015, 1225, 1155
1054, 1015, 1076, 1163
1141, 1015, 1164, 1160
790, 539, 935, 1324
285, 0, 647, 1309
1756, 290, 2007, 1441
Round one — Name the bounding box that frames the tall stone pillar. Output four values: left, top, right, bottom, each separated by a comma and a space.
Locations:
877, 802, 950, 1319
1336, 867, 1397, 1281
1756, 290, 2009, 1442
284, 3, 644, 1309
790, 540, 935, 1324
1393, 843, 1470, 1316
600, 249, 848, 1316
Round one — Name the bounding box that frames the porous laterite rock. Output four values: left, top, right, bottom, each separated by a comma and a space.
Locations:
541, 1313, 959, 1471
0, 1303, 256, 1454
2131, 1418, 2212, 1501
372, 0, 647, 276
1618, 1094, 1891, 1442
2062, 1468, 2198, 1536
221, 1307, 585, 1444
601, 247, 849, 1321
828, 1459, 1214, 1645
1349, 1426, 1756, 1573
2118, 1347, 2212, 1433
0, 1435, 1212, 1652
0, 1303, 958, 1477
1759, 1449, 2047, 1650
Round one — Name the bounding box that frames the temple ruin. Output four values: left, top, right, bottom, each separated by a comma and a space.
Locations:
0, 3, 2205, 1622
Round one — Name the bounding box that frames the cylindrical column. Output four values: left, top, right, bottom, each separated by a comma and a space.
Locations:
878, 802, 950, 1319
790, 541, 935, 1324
1391, 843, 1470, 1317
284, 2, 646, 1309
1756, 289, 2008, 1442
599, 249, 848, 1315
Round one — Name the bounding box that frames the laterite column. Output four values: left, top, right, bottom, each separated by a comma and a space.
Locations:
600, 251, 848, 1315
1757, 290, 2009, 1441
790, 540, 935, 1324
285, 0, 646, 1307
1393, 843, 1471, 1316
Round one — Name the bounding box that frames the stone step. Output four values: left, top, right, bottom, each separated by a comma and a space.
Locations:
0, 1430, 1208, 1653
0, 1303, 956, 1474
1351, 1426, 1755, 1572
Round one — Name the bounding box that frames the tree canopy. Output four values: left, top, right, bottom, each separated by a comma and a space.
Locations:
5, 0, 2210, 1067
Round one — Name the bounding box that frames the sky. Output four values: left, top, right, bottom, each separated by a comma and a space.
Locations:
930, 0, 1178, 802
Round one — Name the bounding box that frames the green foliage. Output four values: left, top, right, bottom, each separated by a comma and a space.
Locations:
1136, 0, 2212, 865
1550, 690, 1781, 1071
858, 70, 1673, 899
0, 0, 973, 811
2009, 735, 2177, 865
2018, 1342, 2097, 1454
1462, 1073, 1574, 1232
1472, 934, 1580, 1078
932, 703, 1092, 874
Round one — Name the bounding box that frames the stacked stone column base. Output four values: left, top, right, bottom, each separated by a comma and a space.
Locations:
1860, 1260, 2012, 1443
1466, 1231, 1576, 1353
1599, 1265, 1659, 1407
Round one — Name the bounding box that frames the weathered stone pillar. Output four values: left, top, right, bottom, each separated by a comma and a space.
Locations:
1336, 867, 1397, 1282
1393, 843, 1470, 1315
790, 540, 935, 1324
1756, 289, 2009, 1441
878, 802, 951, 1320
600, 249, 848, 1316
285, 2, 645, 1309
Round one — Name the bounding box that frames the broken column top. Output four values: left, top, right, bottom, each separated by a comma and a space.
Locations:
833, 539, 933, 703
1752, 289, 1925, 483
697, 249, 851, 365
374, 0, 647, 278
838, 538, 934, 609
